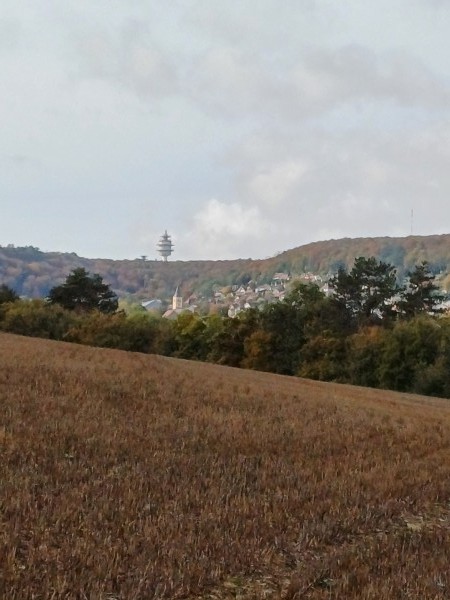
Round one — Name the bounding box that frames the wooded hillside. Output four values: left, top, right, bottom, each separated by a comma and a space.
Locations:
1, 234, 450, 300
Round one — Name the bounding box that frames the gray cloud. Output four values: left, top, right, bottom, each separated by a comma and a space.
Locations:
186, 44, 450, 125
184, 0, 318, 49
0, 19, 21, 52
296, 46, 450, 110
182, 119, 450, 259
72, 20, 179, 99
2, 1, 450, 260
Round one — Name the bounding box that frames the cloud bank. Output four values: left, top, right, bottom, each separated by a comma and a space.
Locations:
1, 1, 450, 259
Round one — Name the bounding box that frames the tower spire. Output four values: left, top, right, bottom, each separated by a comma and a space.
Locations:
172, 286, 182, 310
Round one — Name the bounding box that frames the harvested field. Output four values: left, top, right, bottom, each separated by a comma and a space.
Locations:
0, 332, 449, 599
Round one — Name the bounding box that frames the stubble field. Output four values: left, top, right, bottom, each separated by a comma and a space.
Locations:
1, 332, 450, 599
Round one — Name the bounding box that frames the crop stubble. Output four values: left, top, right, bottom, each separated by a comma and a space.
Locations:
0, 332, 449, 599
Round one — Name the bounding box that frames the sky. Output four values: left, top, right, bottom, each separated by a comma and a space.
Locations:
2, 1, 450, 260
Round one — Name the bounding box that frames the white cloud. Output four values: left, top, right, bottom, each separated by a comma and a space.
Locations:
206, 119, 450, 258
181, 199, 270, 260
245, 160, 309, 208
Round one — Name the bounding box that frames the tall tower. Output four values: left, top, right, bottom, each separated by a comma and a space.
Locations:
157, 230, 174, 262
172, 286, 183, 310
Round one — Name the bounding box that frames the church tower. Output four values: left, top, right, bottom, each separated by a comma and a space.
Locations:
172, 286, 183, 310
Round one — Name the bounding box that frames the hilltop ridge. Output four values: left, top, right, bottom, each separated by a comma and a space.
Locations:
1, 233, 450, 300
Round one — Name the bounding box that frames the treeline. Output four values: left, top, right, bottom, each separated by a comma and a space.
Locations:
2, 234, 450, 301
277, 234, 450, 280
1, 258, 450, 399
0, 245, 264, 300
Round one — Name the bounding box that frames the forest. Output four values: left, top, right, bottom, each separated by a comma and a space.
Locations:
2, 233, 450, 301
1, 256, 449, 399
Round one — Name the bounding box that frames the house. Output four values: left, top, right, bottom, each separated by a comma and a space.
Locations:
320, 283, 334, 297
256, 284, 272, 295
273, 272, 290, 283
141, 299, 163, 313
228, 305, 242, 318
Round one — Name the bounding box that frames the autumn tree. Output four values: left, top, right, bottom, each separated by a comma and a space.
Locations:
241, 330, 274, 371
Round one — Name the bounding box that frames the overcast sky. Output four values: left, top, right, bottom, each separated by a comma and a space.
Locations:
2, 1, 450, 260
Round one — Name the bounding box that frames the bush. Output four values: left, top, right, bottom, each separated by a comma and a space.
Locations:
0, 300, 75, 340
65, 311, 174, 355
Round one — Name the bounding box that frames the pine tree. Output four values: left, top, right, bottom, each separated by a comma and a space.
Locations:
47, 268, 118, 314
400, 262, 445, 317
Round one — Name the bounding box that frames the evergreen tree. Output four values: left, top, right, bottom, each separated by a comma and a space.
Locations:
0, 284, 19, 304
329, 257, 399, 327
48, 268, 118, 314
399, 262, 445, 317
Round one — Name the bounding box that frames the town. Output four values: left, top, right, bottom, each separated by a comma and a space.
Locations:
141, 271, 333, 319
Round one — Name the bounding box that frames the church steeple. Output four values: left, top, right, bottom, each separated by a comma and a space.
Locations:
172, 286, 182, 310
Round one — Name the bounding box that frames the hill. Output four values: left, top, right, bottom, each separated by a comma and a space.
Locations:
1, 234, 450, 301
1, 332, 449, 598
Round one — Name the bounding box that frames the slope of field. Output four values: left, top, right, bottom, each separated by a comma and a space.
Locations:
1, 333, 450, 599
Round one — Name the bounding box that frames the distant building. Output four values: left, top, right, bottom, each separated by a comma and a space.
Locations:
173, 286, 182, 310
320, 283, 334, 297
228, 305, 241, 318
163, 286, 196, 320
273, 272, 290, 282
141, 299, 163, 313
157, 230, 174, 262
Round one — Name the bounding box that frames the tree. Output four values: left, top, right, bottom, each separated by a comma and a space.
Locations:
0, 284, 19, 304
47, 268, 118, 314
346, 327, 386, 388
241, 330, 274, 371
206, 309, 260, 368
286, 281, 352, 337
329, 257, 400, 327
171, 312, 209, 360
377, 317, 442, 392
285, 281, 324, 310
399, 262, 445, 318
257, 301, 304, 375
298, 334, 348, 382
